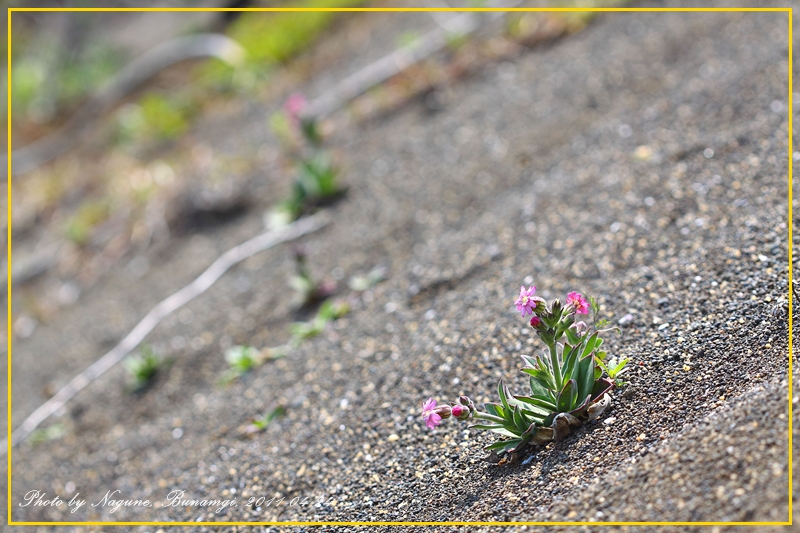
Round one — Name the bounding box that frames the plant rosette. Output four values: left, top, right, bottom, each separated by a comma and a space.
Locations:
422, 284, 621, 462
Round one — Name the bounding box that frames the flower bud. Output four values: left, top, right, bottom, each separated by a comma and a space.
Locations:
529, 315, 542, 328
458, 395, 476, 413
433, 405, 452, 419
451, 404, 470, 420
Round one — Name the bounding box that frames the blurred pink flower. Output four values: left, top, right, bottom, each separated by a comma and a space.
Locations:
284, 93, 307, 125
515, 285, 537, 317
566, 292, 589, 315
529, 315, 542, 328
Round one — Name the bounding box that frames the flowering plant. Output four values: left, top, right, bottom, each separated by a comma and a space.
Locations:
266, 94, 344, 229
422, 284, 619, 460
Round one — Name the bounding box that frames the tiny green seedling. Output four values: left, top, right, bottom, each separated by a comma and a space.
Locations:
29, 423, 65, 446
290, 247, 336, 307
266, 153, 344, 229
247, 405, 287, 434
124, 346, 164, 391
289, 299, 349, 346
220, 344, 286, 384
597, 356, 629, 387
220, 345, 260, 384
348, 266, 387, 292
225, 345, 259, 371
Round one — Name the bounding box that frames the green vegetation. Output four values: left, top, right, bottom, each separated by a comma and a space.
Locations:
220, 344, 287, 384
348, 266, 387, 292
5, 36, 122, 124
249, 405, 287, 433
289, 299, 349, 345
29, 423, 65, 446
64, 198, 111, 246
225, 345, 260, 375
124, 346, 164, 391
116, 92, 196, 143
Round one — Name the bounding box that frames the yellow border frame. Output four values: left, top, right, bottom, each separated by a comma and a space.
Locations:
5, 5, 793, 528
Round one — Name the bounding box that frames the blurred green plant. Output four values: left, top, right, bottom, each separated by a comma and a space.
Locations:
200, 0, 365, 87
289, 246, 336, 307
114, 92, 195, 145
5, 37, 122, 124
267, 153, 344, 228
247, 405, 287, 433
64, 198, 111, 246
124, 346, 164, 391
28, 423, 66, 446
225, 345, 260, 374
596, 355, 629, 387
397, 30, 421, 50
348, 266, 387, 292
220, 344, 286, 384
289, 299, 349, 345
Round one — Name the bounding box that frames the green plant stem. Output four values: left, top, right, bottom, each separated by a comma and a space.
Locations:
472, 412, 507, 424
547, 342, 563, 390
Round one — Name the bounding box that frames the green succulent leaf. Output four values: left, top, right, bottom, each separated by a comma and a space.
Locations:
484, 438, 523, 452
561, 343, 581, 380
581, 331, 603, 357
511, 406, 528, 431
472, 425, 519, 438
514, 394, 557, 412
470, 423, 505, 431
575, 352, 596, 401
527, 374, 550, 398
557, 379, 578, 412
609, 358, 629, 378
521, 367, 556, 390
498, 381, 512, 413
484, 402, 505, 418
564, 326, 581, 345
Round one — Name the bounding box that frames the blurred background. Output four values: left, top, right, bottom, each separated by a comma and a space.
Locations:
3, 0, 608, 349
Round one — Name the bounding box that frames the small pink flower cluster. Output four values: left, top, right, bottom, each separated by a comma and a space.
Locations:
515, 285, 589, 321
566, 291, 590, 315
421, 398, 470, 430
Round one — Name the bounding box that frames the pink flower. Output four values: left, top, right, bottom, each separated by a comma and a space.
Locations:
422, 398, 448, 429
284, 93, 307, 125
515, 285, 537, 317
566, 291, 589, 315
529, 316, 542, 328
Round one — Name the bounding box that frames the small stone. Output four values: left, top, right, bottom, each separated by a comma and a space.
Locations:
618, 313, 634, 325
387, 434, 400, 442
603, 417, 616, 425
